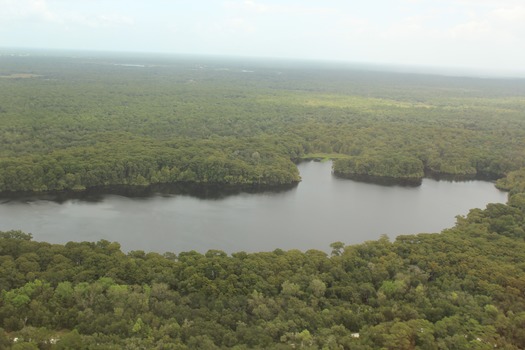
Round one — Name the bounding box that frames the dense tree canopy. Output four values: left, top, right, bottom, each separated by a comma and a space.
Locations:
1, 52, 525, 193
2, 51, 525, 348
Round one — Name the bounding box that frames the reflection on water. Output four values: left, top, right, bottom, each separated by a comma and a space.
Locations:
0, 182, 298, 204
0, 162, 508, 254
333, 173, 423, 187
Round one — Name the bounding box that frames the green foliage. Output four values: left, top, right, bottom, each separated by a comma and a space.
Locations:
2, 51, 525, 348
1, 53, 525, 192
55, 329, 83, 350
0, 230, 32, 241
333, 154, 424, 180
2, 190, 525, 348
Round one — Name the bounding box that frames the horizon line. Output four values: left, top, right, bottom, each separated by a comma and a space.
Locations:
2, 46, 525, 80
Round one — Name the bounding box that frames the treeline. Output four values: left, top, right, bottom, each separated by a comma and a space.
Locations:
0, 135, 301, 192
333, 154, 424, 181
1, 52, 525, 193
2, 178, 525, 348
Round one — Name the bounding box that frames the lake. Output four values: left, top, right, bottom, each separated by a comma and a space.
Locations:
0, 161, 508, 254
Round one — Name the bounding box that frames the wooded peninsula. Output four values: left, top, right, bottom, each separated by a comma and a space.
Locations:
1, 51, 525, 349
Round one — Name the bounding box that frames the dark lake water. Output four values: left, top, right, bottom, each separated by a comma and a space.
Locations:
0, 161, 508, 254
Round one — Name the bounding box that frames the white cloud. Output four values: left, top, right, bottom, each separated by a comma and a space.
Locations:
224, 0, 334, 16
339, 17, 371, 36
448, 4, 525, 43
493, 6, 525, 21
72, 14, 135, 29
0, 0, 134, 28
450, 20, 491, 39
226, 17, 255, 33
200, 16, 255, 38
0, 0, 57, 22
492, 4, 525, 36
384, 16, 425, 38
0, 0, 523, 71
377, 1, 525, 44
242, 0, 269, 13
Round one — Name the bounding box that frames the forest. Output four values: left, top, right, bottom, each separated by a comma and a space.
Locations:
1, 51, 525, 193
2, 50, 525, 348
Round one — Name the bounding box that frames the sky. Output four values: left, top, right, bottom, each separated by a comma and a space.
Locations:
1, 0, 524, 73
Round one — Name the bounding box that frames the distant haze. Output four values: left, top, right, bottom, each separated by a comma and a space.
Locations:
1, 0, 524, 76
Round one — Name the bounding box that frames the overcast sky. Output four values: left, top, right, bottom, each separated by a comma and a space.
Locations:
1, 0, 524, 72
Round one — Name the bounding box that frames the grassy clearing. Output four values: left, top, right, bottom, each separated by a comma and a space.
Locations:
300, 153, 350, 162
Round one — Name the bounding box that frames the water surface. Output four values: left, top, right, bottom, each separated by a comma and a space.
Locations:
0, 161, 508, 253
